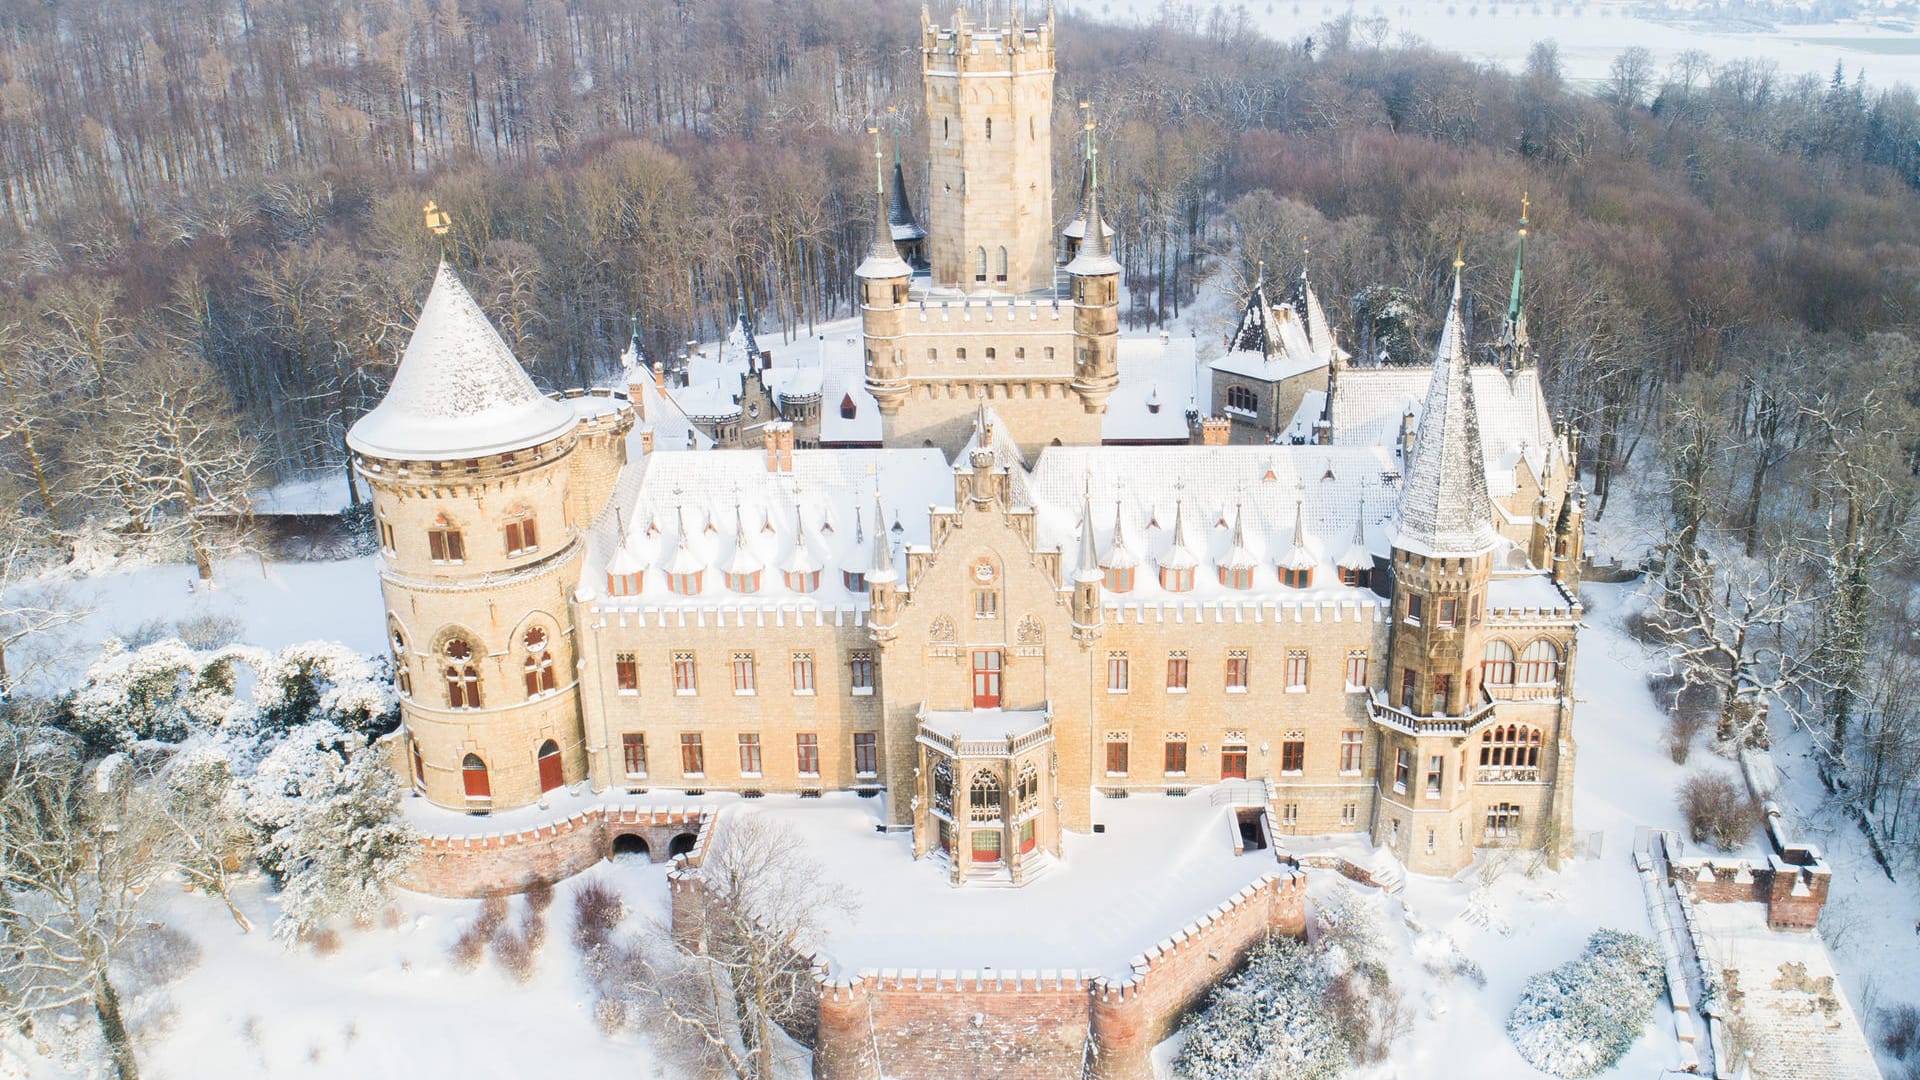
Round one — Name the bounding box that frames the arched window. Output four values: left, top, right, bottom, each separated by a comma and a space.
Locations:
932, 757, 954, 817
969, 771, 1002, 821
1479, 724, 1543, 776
984, 347, 996, 361
522, 627, 557, 697
994, 247, 1008, 283
1227, 385, 1256, 413
1016, 763, 1040, 814
410, 741, 425, 787
1517, 639, 1561, 685
975, 247, 987, 283
461, 753, 490, 799
537, 739, 563, 793
391, 626, 412, 697
444, 639, 481, 709
1481, 640, 1516, 686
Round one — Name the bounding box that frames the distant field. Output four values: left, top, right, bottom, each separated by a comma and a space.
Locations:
1796, 36, 1920, 56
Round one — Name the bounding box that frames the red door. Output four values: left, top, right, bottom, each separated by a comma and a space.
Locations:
537, 740, 563, 793
1221, 746, 1248, 780
972, 650, 1002, 708
462, 755, 490, 798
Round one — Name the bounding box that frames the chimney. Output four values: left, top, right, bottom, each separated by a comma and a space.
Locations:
1201, 417, 1231, 446
764, 421, 795, 473
639, 427, 656, 454
627, 373, 652, 421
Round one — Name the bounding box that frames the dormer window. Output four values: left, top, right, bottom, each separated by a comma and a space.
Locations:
1283, 567, 1312, 589
1219, 566, 1253, 590
786, 570, 820, 593
725, 570, 760, 593
607, 571, 642, 596
1159, 566, 1194, 593
1339, 566, 1370, 587
667, 571, 702, 595
1104, 567, 1134, 593
844, 571, 867, 593
503, 513, 538, 557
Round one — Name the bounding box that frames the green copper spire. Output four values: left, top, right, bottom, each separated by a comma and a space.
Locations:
1506, 191, 1529, 328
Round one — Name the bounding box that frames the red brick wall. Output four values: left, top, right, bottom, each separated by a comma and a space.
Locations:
1669, 857, 1832, 934
808, 872, 1308, 1080
400, 807, 710, 898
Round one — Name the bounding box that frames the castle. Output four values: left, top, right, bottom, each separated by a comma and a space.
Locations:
348, 4, 1585, 882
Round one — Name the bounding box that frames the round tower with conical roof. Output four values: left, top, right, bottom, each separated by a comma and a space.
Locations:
348, 263, 600, 814
1066, 117, 1120, 415
859, 131, 914, 418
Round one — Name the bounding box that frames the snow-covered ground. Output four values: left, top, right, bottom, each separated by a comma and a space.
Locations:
1085, 0, 1920, 90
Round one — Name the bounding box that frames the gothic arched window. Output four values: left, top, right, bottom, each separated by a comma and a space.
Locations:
994, 246, 1008, 283
444, 638, 481, 709
969, 771, 1002, 821
932, 757, 954, 817
1016, 763, 1040, 814
1479, 724, 1543, 772
975, 247, 987, 283
522, 627, 557, 697
1481, 640, 1516, 686
1517, 639, 1561, 686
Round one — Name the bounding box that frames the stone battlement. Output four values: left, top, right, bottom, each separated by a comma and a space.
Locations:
1104, 598, 1388, 623
404, 804, 712, 898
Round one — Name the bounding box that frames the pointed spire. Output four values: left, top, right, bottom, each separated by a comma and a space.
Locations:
1279, 499, 1314, 570
1499, 192, 1532, 372
663, 500, 704, 575
1065, 104, 1120, 277
1228, 263, 1278, 358
1396, 266, 1499, 558
1338, 498, 1372, 571
1075, 495, 1104, 583
858, 125, 912, 280
1103, 499, 1140, 569
867, 493, 898, 583
721, 502, 763, 576
1160, 495, 1199, 571
1223, 501, 1258, 571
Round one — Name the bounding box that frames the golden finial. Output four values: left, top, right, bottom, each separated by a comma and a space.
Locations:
1453, 239, 1465, 271
423, 200, 451, 237
1519, 190, 1530, 237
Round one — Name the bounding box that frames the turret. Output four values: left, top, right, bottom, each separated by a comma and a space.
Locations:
867, 493, 903, 643
1387, 262, 1499, 719
1070, 495, 1103, 642
1067, 111, 1120, 414
858, 128, 914, 417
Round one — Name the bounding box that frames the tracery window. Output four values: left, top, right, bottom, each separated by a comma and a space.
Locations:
932, 757, 954, 817
1016, 763, 1040, 814
444, 638, 481, 709
968, 771, 1002, 822
522, 627, 557, 697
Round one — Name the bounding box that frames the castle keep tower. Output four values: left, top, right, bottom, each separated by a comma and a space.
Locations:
348, 264, 629, 813
922, 4, 1056, 294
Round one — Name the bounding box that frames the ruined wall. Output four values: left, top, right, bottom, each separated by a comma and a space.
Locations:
401, 806, 711, 898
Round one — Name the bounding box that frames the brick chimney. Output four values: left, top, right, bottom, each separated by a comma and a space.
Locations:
764, 422, 795, 472
639, 427, 656, 455
1201, 417, 1231, 446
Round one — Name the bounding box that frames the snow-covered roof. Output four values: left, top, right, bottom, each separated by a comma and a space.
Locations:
888, 159, 928, 243
1026, 444, 1402, 603
1209, 267, 1345, 386
1394, 274, 1500, 559
584, 448, 951, 609
1101, 334, 1204, 443
1486, 573, 1575, 615
347, 263, 577, 460
1330, 362, 1562, 499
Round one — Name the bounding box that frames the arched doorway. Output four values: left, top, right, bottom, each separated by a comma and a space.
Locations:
537, 739, 563, 793
610, 834, 650, 860
667, 832, 698, 858
461, 754, 490, 799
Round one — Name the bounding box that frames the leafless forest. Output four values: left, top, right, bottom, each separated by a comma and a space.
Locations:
0, 0, 1918, 841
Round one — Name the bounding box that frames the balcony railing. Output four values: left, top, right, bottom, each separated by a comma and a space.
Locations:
1367, 690, 1498, 737
1476, 765, 1541, 783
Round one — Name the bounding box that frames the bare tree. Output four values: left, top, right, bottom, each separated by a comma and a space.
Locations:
0, 728, 183, 1080
76, 352, 265, 580
625, 813, 854, 1080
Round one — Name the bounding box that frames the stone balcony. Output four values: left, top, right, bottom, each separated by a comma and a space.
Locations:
1366, 689, 1498, 738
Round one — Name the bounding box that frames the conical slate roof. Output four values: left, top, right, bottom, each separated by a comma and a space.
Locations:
1394, 271, 1499, 558
1064, 161, 1121, 277
347, 263, 575, 460
888, 158, 927, 242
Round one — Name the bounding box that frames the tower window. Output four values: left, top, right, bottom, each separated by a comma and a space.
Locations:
503, 513, 538, 557
995, 246, 1008, 283
444, 639, 481, 709
1518, 639, 1562, 685
985, 117, 992, 139
975, 247, 987, 283
428, 519, 465, 563
522, 627, 557, 697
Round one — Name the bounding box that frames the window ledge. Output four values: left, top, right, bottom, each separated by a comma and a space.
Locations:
1226, 686, 1248, 694
624, 773, 648, 781
1393, 785, 1408, 795
734, 689, 756, 696
683, 772, 705, 779
1285, 686, 1308, 694
618, 689, 639, 696
794, 689, 816, 697
1281, 769, 1304, 776
1404, 617, 1421, 627
1166, 687, 1188, 695
1344, 684, 1367, 694
1339, 769, 1362, 777
1105, 772, 1129, 778
798, 772, 820, 779
741, 772, 763, 779
855, 771, 878, 779
1108, 687, 1129, 695
675, 690, 697, 697
851, 687, 874, 697
1164, 771, 1187, 778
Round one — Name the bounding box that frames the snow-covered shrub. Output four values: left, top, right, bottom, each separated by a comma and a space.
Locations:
62, 639, 246, 749
492, 923, 536, 983
119, 924, 202, 993
572, 881, 625, 952
1506, 929, 1664, 1077
253, 641, 398, 738
1175, 937, 1346, 1080
1415, 931, 1486, 988
1678, 771, 1757, 851
245, 723, 415, 943
1879, 1003, 1919, 1060
175, 613, 243, 650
